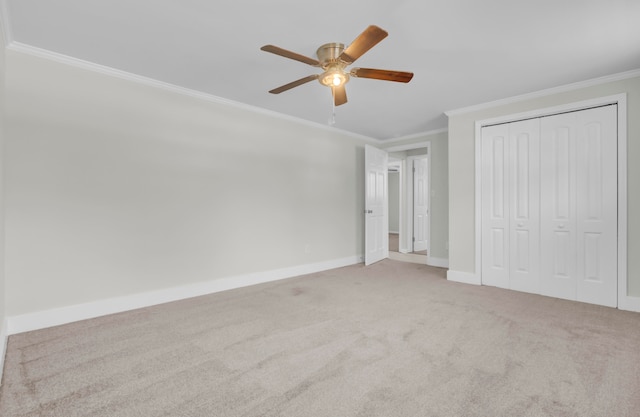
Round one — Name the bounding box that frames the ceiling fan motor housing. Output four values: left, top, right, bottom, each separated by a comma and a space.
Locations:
316, 42, 345, 65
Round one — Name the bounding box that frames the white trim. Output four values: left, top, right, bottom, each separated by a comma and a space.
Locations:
474, 94, 629, 309
0, 0, 8, 386
473, 94, 627, 127
6, 42, 378, 144
7, 255, 361, 335
399, 159, 407, 253
383, 128, 448, 144
405, 155, 416, 252
445, 69, 640, 117
618, 295, 640, 313
385, 140, 431, 153
427, 256, 449, 269
383, 140, 434, 256
474, 118, 483, 287
384, 139, 436, 255
616, 95, 631, 312
0, 0, 13, 46
388, 251, 425, 265
447, 270, 481, 285
406, 149, 431, 255
0, 319, 7, 386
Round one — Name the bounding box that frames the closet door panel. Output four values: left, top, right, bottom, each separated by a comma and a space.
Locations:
508, 119, 540, 294
539, 105, 617, 306
540, 114, 577, 301
481, 124, 510, 289
575, 106, 617, 307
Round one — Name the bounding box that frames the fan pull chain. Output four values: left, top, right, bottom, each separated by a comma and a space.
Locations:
329, 94, 336, 126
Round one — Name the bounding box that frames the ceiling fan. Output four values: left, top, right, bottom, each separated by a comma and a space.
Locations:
260, 25, 414, 106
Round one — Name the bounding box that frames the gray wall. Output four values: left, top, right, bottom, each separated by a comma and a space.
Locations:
388, 172, 400, 233
382, 131, 449, 260
4, 50, 369, 316
447, 75, 640, 296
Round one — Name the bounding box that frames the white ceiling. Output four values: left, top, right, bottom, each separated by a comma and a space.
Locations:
2, 0, 640, 140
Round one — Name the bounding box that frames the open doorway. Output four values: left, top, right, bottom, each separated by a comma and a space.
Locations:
366, 139, 447, 268
388, 159, 402, 253
386, 148, 430, 264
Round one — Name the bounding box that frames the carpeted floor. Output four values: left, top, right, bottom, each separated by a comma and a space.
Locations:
1, 259, 639, 416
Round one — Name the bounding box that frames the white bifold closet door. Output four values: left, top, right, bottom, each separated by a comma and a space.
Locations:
539, 106, 617, 307
481, 105, 617, 307
481, 119, 540, 294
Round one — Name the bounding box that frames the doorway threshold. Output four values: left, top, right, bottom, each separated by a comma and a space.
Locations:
389, 251, 427, 265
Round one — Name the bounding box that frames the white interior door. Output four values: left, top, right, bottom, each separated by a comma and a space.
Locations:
365, 145, 388, 265
413, 158, 429, 252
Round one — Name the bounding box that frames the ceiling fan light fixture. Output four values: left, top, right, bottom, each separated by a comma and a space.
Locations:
319, 66, 349, 87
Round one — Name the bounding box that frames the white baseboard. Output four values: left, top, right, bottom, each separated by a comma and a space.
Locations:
427, 256, 449, 268
445, 271, 640, 312
0, 319, 7, 386
447, 270, 481, 285
389, 231, 399, 235
619, 294, 640, 313
7, 255, 362, 335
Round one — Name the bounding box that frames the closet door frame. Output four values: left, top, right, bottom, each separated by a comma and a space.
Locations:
474, 93, 629, 309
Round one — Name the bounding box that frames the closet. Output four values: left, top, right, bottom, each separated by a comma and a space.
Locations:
481, 105, 617, 307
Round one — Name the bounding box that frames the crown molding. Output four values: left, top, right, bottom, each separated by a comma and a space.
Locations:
384, 140, 431, 153
7, 41, 379, 144
383, 127, 448, 143
0, 0, 13, 46
445, 68, 640, 117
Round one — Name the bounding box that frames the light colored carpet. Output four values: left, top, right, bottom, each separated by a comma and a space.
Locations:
1, 259, 639, 416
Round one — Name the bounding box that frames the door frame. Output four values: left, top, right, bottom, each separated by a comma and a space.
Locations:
388, 158, 403, 249
407, 154, 430, 254
474, 93, 631, 309
385, 141, 432, 257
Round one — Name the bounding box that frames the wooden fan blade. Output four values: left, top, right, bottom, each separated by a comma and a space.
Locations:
268, 74, 319, 94
338, 25, 388, 64
332, 85, 347, 106
350, 67, 414, 83
261, 45, 320, 67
